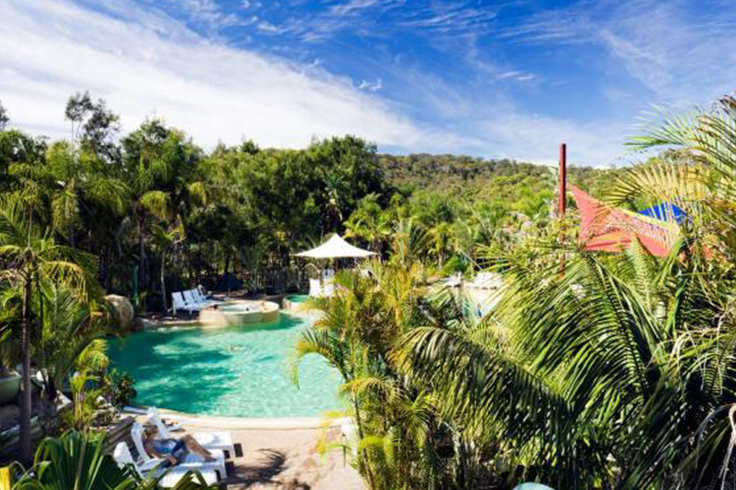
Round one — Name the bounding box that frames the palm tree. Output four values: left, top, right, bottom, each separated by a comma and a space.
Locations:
294, 270, 382, 488
344, 193, 392, 253
121, 120, 204, 301
385, 96, 736, 489
294, 263, 464, 489
0, 195, 98, 465
45, 142, 130, 248
388, 218, 429, 269
426, 221, 454, 267
150, 222, 185, 312
399, 227, 736, 489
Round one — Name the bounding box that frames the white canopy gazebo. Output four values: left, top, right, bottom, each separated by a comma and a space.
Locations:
295, 234, 375, 297
295, 233, 376, 259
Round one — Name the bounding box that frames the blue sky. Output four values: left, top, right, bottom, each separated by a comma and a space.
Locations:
1, 0, 735, 166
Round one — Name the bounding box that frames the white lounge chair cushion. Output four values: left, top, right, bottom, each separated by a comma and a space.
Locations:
192, 431, 235, 455
113, 442, 145, 478
177, 449, 227, 479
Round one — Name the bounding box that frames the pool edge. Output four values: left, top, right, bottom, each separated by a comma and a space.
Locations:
124, 406, 350, 430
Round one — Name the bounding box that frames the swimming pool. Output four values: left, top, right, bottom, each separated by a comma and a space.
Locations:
108, 313, 343, 418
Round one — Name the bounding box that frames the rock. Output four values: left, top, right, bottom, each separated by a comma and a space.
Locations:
133, 317, 157, 331
105, 295, 134, 331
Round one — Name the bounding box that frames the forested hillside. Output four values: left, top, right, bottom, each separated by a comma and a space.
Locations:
377, 153, 618, 198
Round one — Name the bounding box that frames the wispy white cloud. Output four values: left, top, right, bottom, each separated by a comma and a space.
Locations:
0, 0, 671, 166
397, 2, 497, 34
0, 0, 436, 150
165, 0, 244, 31
358, 79, 383, 92
478, 108, 632, 167
276, 0, 500, 44
501, 0, 736, 107
330, 0, 388, 17
495, 70, 535, 82
256, 20, 282, 33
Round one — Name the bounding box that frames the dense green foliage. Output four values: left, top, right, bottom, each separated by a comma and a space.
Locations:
8, 87, 718, 490
0, 93, 616, 311
296, 96, 736, 490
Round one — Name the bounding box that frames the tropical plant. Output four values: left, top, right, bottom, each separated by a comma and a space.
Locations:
150, 222, 185, 312
34, 285, 109, 405
104, 369, 137, 407
295, 263, 498, 489
344, 193, 392, 253
0, 195, 98, 465
11, 431, 217, 489
399, 221, 736, 490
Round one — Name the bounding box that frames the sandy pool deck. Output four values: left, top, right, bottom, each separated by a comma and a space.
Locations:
135, 412, 365, 489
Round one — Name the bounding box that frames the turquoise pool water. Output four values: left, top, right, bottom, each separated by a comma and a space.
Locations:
108, 313, 343, 418
286, 294, 309, 303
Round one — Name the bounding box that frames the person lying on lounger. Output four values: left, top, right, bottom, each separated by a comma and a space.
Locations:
143, 425, 217, 466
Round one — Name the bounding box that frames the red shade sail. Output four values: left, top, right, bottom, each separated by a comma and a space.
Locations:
569, 185, 678, 257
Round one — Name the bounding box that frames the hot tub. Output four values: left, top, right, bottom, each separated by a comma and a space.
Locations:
283, 294, 310, 312
199, 300, 280, 327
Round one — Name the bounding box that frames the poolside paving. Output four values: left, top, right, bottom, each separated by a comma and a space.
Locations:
177, 418, 365, 490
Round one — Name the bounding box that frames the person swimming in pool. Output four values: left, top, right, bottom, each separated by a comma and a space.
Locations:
142, 425, 217, 466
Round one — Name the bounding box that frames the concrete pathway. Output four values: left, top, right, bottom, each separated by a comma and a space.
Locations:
174, 418, 364, 490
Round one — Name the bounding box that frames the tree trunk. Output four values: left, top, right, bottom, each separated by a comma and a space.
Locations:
196, 243, 202, 285
68, 219, 75, 248
137, 216, 145, 291
161, 252, 168, 313
352, 385, 376, 490
19, 275, 33, 466
104, 248, 112, 292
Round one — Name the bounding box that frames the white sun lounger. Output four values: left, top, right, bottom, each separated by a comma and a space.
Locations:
113, 441, 219, 488
130, 422, 227, 479
146, 407, 183, 433
321, 282, 335, 297
468, 272, 503, 290
172, 292, 200, 316
147, 407, 236, 458
191, 288, 222, 307
182, 290, 205, 310
308, 277, 336, 298
444, 273, 462, 287
308, 278, 320, 297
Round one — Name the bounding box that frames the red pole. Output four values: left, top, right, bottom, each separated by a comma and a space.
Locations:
558, 143, 567, 278
558, 143, 567, 217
